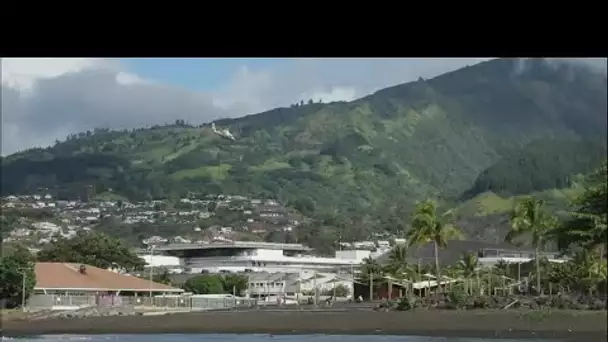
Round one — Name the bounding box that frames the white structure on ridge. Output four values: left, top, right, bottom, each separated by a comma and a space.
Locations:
211, 122, 235, 141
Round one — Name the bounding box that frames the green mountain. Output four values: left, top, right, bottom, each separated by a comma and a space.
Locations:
2, 58, 607, 218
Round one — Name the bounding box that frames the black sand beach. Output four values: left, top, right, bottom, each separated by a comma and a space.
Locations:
2, 309, 607, 341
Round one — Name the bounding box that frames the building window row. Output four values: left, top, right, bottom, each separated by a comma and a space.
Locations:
249, 282, 284, 288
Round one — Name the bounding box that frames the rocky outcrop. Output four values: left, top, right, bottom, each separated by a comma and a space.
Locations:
31, 305, 140, 320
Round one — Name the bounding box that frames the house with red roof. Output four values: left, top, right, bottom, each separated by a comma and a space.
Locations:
33, 262, 184, 296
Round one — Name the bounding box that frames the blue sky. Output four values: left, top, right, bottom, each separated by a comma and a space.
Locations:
119, 58, 288, 90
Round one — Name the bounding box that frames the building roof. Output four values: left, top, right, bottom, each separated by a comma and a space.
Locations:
153, 241, 312, 253
374, 240, 534, 266
34, 262, 184, 292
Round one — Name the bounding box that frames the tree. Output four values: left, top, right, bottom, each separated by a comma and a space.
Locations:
183, 274, 224, 294
291, 197, 316, 215
384, 245, 411, 278
152, 269, 173, 285
0, 244, 36, 309
506, 196, 557, 293
359, 256, 383, 282
456, 251, 479, 279
37, 232, 145, 272
297, 222, 335, 257
221, 274, 248, 295
553, 160, 607, 254
407, 199, 463, 283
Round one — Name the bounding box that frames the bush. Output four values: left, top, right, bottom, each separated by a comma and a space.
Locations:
396, 296, 416, 311
321, 284, 350, 297
446, 287, 469, 309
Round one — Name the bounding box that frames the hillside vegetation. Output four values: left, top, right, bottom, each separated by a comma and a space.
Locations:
461, 139, 606, 200
2, 58, 606, 220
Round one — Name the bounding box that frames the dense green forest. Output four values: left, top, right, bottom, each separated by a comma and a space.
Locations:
2, 58, 606, 218
461, 139, 607, 200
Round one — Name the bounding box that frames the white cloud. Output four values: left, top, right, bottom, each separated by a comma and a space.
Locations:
3, 57, 552, 155
300, 86, 358, 103
2, 58, 109, 92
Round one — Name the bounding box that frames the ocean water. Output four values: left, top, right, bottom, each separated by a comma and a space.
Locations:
1, 334, 559, 342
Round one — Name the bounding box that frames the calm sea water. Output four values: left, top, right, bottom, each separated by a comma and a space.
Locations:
1, 334, 560, 342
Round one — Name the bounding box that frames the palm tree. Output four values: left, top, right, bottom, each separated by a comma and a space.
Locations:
506, 196, 557, 293
359, 257, 383, 281
386, 245, 410, 275
383, 244, 414, 295
457, 252, 479, 278
494, 259, 509, 277
456, 252, 479, 294
407, 199, 464, 284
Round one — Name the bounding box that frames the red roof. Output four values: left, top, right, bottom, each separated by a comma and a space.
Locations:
34, 262, 183, 292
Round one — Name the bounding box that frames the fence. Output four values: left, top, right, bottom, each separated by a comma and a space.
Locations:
27, 294, 258, 311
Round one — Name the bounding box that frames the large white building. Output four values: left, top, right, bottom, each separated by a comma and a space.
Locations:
139, 239, 568, 276
141, 240, 372, 274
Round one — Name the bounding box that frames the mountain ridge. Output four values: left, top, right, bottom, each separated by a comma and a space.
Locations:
2, 58, 606, 221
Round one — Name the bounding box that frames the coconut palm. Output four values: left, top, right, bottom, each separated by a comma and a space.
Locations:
384, 245, 415, 291
385, 245, 410, 274
407, 199, 464, 284
455, 252, 480, 294
359, 256, 383, 282
457, 252, 479, 278
493, 259, 509, 277
506, 196, 558, 293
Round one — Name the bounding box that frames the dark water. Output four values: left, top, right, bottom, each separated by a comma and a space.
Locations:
1, 334, 559, 342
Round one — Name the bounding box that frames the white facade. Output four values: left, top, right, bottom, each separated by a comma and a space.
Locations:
141, 255, 182, 267
140, 255, 184, 273
186, 249, 361, 274
246, 271, 354, 299
335, 250, 371, 262
157, 241, 367, 274
478, 256, 568, 266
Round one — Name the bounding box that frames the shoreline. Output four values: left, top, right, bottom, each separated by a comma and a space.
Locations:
3, 309, 607, 341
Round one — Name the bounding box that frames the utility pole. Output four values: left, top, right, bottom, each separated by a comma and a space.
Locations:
332, 278, 336, 298
148, 245, 156, 300
350, 263, 355, 300
313, 271, 318, 306
517, 261, 521, 283
233, 285, 237, 308
369, 271, 373, 302
17, 269, 27, 312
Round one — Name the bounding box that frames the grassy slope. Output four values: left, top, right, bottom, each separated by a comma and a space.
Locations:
456, 186, 584, 218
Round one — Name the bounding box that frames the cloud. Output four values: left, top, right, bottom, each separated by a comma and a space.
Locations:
2, 57, 496, 155
513, 58, 607, 76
